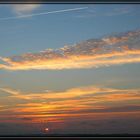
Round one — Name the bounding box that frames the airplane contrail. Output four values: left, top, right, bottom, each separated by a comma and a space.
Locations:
0, 7, 88, 21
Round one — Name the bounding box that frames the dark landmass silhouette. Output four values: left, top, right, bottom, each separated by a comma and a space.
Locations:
0, 134, 140, 137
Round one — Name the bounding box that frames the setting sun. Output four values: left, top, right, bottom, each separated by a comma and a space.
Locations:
45, 128, 49, 131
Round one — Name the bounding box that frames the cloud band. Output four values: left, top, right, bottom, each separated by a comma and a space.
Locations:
0, 29, 140, 71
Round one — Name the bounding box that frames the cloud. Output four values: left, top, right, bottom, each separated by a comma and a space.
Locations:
76, 5, 133, 19
0, 85, 140, 113
12, 4, 41, 15
104, 6, 132, 17
1, 85, 140, 132
0, 64, 5, 69
0, 86, 117, 101
0, 105, 5, 111
0, 87, 31, 100
0, 29, 140, 71
0, 84, 140, 124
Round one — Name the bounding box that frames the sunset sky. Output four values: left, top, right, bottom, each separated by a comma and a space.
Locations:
0, 4, 140, 135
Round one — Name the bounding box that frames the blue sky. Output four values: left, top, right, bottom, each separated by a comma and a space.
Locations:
0, 4, 140, 56
0, 4, 140, 91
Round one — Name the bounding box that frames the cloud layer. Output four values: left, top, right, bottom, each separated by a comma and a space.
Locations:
0, 83, 140, 134
0, 84, 140, 123
0, 29, 140, 71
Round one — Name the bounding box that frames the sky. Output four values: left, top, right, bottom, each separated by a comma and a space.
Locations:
0, 4, 140, 135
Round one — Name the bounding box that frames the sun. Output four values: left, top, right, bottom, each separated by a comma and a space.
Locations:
45, 128, 49, 131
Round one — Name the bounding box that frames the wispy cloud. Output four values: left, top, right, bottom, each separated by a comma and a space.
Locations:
75, 5, 133, 19
12, 4, 41, 15
0, 7, 88, 21
104, 6, 132, 17
0, 87, 31, 100
0, 85, 140, 123
0, 86, 117, 101
0, 29, 140, 71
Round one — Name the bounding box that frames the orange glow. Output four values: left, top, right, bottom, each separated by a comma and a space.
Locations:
45, 128, 49, 131
0, 85, 140, 125
1, 47, 140, 71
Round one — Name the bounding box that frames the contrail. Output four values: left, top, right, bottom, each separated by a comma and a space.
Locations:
0, 7, 88, 21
